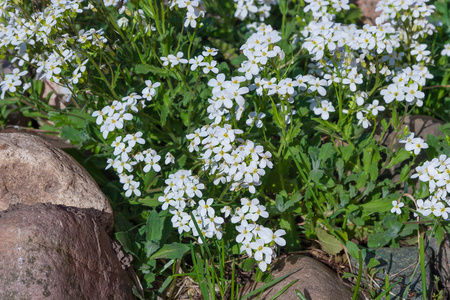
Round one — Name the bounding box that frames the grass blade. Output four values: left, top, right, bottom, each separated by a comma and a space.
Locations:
240, 269, 299, 300
269, 279, 299, 300
352, 250, 363, 300
295, 289, 308, 300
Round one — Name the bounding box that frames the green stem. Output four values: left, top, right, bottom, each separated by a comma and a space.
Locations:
419, 235, 427, 300
352, 250, 363, 300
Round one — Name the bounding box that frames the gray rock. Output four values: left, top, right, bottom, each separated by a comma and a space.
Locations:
351, 246, 434, 299
241, 255, 354, 300
0, 133, 113, 232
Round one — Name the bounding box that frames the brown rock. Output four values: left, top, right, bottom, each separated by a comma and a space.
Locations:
241, 255, 354, 300
0, 133, 113, 231
41, 79, 70, 108
355, 0, 381, 24
0, 203, 135, 300
381, 115, 444, 150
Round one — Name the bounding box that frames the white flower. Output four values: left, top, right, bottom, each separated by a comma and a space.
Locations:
198, 198, 215, 217
125, 181, 141, 197
356, 111, 371, 128
441, 44, 450, 56
201, 60, 219, 74
221, 206, 232, 218
143, 155, 161, 172
260, 229, 286, 246
250, 239, 273, 262
313, 100, 335, 120
202, 46, 218, 57
165, 152, 175, 165
117, 17, 129, 28
391, 200, 404, 214
366, 99, 385, 116
189, 55, 204, 71
246, 111, 266, 128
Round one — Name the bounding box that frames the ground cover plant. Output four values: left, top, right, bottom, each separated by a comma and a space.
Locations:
1, 0, 450, 298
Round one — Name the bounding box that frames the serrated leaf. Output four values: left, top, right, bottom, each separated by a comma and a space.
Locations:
160, 102, 169, 126
310, 169, 324, 183
135, 64, 168, 75
319, 143, 333, 162
316, 228, 343, 255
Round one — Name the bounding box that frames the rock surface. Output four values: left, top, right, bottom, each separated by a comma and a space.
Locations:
242, 255, 354, 300
351, 246, 433, 299
380, 115, 444, 150
0, 203, 135, 300
0, 133, 113, 231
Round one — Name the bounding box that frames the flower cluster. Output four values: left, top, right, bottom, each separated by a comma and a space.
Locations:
159, 169, 285, 271
304, 0, 350, 19
402, 155, 450, 218
186, 124, 273, 193
229, 198, 286, 271
169, 0, 205, 28
1, 68, 29, 99
298, 0, 436, 128
92, 81, 164, 195
399, 133, 428, 156
0, 0, 107, 100
234, 0, 279, 21
238, 25, 284, 81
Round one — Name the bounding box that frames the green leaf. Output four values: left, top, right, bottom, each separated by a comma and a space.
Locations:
241, 258, 256, 272
158, 276, 173, 294
296, 289, 308, 300
368, 232, 390, 248
356, 173, 366, 190
310, 169, 324, 183
387, 148, 411, 168
149, 243, 190, 260
146, 210, 162, 242
341, 145, 353, 162
399, 223, 418, 237
230, 54, 246, 66
367, 258, 380, 269
115, 231, 139, 257
316, 228, 343, 255
136, 197, 161, 207
336, 158, 344, 180
345, 241, 360, 259
145, 241, 160, 258
362, 146, 372, 175
368, 162, 378, 181
319, 143, 333, 162
280, 214, 301, 250
435, 226, 445, 246
135, 64, 169, 75
160, 101, 169, 126
275, 193, 285, 212
60, 126, 89, 144
399, 164, 411, 183
361, 195, 397, 213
